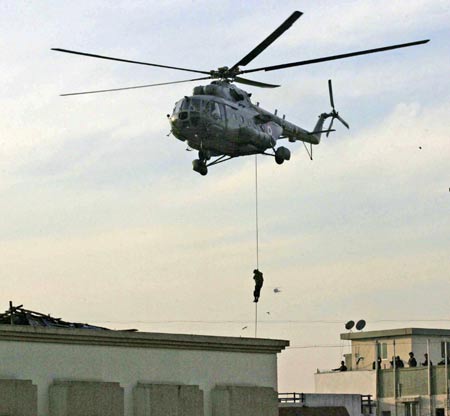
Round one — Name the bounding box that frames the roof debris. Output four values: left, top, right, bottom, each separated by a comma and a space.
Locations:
0, 301, 137, 331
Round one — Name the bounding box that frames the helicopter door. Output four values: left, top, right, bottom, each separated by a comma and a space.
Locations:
216, 103, 227, 136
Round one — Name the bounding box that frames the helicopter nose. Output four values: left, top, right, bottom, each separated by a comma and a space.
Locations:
169, 113, 188, 131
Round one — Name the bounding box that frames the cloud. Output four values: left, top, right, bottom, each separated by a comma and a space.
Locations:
0, 0, 449, 393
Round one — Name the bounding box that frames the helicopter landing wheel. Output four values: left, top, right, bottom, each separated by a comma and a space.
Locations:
275, 155, 284, 165
192, 159, 208, 176
275, 146, 291, 165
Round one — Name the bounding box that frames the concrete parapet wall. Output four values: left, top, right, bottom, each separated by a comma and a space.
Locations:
133, 383, 203, 416
49, 380, 124, 416
0, 325, 287, 415
315, 370, 376, 396
0, 379, 37, 416
211, 385, 278, 416
379, 366, 449, 397
279, 407, 349, 416
303, 393, 361, 416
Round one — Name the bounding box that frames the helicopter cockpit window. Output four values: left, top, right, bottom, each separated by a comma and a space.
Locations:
230, 89, 244, 101
172, 100, 183, 115
204, 101, 221, 119
180, 98, 200, 112
189, 98, 201, 112
180, 99, 189, 111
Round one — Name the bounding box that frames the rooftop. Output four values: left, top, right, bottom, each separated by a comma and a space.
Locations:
0, 324, 289, 354
0, 302, 289, 354
341, 328, 450, 341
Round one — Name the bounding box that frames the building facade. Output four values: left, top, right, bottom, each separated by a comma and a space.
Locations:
0, 324, 288, 416
279, 392, 368, 416
315, 328, 450, 416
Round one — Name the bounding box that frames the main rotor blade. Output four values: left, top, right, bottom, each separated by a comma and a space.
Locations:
52, 48, 211, 75
240, 39, 430, 74
230, 11, 302, 71
59, 77, 212, 96
235, 76, 280, 88
328, 79, 335, 109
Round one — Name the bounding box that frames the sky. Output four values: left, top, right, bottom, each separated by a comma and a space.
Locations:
1, 0, 449, 392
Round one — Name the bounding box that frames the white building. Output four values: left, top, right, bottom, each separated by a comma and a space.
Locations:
0, 324, 288, 416
315, 328, 450, 416
279, 392, 370, 416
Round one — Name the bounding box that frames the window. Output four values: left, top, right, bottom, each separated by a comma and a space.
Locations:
378, 343, 388, 360
404, 403, 417, 416
181, 99, 189, 110
382, 411, 391, 416
217, 103, 225, 119
172, 100, 182, 115
436, 409, 445, 416
204, 101, 221, 119
180, 98, 201, 111
189, 98, 201, 111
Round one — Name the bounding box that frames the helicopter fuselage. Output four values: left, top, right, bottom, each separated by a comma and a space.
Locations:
168, 81, 323, 158
52, 9, 428, 175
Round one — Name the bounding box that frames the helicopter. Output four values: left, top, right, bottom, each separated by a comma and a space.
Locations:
52, 11, 429, 175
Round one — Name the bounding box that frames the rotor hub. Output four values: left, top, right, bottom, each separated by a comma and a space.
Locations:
210, 66, 241, 81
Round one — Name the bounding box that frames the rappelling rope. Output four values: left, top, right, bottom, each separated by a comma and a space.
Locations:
254, 154, 259, 338
255, 155, 259, 270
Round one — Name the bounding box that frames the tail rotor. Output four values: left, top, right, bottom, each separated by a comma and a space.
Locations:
326, 79, 349, 137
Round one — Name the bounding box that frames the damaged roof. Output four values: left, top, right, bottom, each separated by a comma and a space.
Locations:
0, 301, 134, 331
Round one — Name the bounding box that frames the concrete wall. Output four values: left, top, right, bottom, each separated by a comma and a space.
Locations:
211, 385, 278, 416
0, 325, 288, 416
378, 366, 449, 398
303, 393, 362, 416
349, 335, 450, 371
49, 380, 124, 416
351, 337, 414, 371
133, 383, 203, 416
315, 370, 376, 396
378, 394, 449, 416
0, 341, 275, 415
279, 407, 350, 416
0, 379, 37, 416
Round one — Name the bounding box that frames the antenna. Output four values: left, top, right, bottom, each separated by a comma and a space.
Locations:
356, 319, 366, 331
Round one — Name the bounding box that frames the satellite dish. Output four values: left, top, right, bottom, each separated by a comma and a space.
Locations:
345, 320, 355, 330
356, 319, 366, 331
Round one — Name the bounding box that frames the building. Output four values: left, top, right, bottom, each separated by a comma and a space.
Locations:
0, 304, 289, 416
278, 392, 372, 416
315, 328, 450, 416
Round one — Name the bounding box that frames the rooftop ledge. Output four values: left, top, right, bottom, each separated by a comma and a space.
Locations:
341, 328, 450, 340
0, 324, 289, 354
